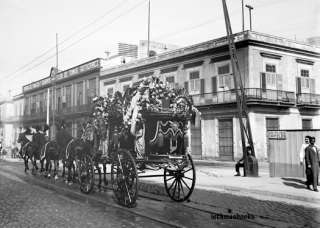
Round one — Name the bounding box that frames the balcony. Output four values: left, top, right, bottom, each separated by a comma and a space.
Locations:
55, 104, 93, 117
191, 88, 295, 107
297, 93, 320, 108
22, 112, 47, 122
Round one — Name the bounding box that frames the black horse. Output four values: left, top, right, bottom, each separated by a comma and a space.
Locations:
17, 129, 38, 173
40, 140, 59, 179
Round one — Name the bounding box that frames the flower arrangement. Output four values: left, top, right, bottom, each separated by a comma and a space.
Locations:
91, 76, 196, 136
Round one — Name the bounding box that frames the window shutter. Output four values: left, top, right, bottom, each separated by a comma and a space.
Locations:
296, 77, 301, 94
261, 73, 266, 91
276, 74, 283, 90
200, 79, 205, 96
184, 81, 189, 93
310, 78, 315, 94
212, 76, 217, 93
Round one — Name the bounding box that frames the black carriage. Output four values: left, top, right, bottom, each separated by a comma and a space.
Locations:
78, 109, 196, 207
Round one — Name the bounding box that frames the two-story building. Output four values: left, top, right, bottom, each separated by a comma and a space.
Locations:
99, 31, 320, 161
22, 58, 101, 138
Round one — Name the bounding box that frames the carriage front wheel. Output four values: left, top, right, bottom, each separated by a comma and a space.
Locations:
78, 154, 94, 194
111, 149, 138, 207
164, 153, 196, 202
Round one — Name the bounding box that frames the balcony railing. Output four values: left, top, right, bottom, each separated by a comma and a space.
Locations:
297, 93, 320, 107
192, 88, 295, 107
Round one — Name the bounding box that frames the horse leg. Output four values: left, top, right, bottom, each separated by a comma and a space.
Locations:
40, 158, 45, 173
45, 159, 50, 177
62, 160, 66, 180
24, 156, 29, 173
54, 160, 59, 180
96, 163, 102, 191
47, 160, 52, 179
103, 163, 108, 186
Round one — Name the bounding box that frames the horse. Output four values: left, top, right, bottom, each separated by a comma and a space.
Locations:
40, 140, 59, 179
81, 121, 108, 190
17, 131, 36, 173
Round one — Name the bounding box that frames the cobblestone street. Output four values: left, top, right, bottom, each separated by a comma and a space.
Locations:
0, 167, 173, 228
1, 160, 320, 227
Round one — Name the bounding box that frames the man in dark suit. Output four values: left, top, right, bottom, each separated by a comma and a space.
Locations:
305, 137, 319, 192
235, 146, 253, 176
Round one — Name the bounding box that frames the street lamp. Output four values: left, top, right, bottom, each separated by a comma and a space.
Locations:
245, 4, 254, 31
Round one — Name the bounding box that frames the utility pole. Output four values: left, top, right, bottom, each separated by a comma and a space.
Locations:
147, 0, 150, 57
245, 4, 253, 31
241, 0, 244, 31
221, 0, 258, 176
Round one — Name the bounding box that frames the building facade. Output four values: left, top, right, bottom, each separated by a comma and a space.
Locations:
21, 58, 101, 138
99, 31, 320, 161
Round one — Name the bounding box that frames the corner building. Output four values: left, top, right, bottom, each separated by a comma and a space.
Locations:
100, 31, 320, 161
22, 58, 101, 138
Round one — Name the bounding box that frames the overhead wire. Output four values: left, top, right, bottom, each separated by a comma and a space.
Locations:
3, 0, 130, 80
22, 0, 147, 74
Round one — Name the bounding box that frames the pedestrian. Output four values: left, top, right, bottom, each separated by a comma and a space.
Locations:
300, 135, 310, 185
234, 146, 252, 176
305, 136, 319, 192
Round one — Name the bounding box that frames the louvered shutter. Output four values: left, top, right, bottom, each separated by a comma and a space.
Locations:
212, 76, 217, 93
296, 77, 301, 94
200, 79, 205, 97
276, 74, 283, 90
310, 78, 315, 94
261, 73, 266, 92
184, 81, 189, 93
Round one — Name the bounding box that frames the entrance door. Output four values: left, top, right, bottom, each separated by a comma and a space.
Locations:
219, 119, 233, 161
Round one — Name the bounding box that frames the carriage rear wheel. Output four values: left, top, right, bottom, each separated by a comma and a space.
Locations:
78, 154, 94, 194
164, 153, 196, 202
111, 149, 138, 207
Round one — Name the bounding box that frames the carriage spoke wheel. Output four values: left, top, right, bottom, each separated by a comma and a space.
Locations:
164, 154, 196, 202
78, 154, 94, 194
111, 149, 138, 208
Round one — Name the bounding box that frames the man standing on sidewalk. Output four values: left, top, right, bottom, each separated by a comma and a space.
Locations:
305, 137, 319, 192
300, 135, 310, 185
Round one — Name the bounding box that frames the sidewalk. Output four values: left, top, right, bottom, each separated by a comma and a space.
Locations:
138, 160, 320, 209
2, 157, 320, 209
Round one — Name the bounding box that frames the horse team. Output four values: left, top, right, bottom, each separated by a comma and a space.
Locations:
17, 123, 101, 185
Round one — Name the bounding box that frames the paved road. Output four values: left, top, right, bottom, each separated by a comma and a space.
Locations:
0, 160, 319, 227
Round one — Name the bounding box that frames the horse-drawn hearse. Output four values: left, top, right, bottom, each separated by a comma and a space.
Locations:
77, 77, 197, 207
17, 77, 197, 208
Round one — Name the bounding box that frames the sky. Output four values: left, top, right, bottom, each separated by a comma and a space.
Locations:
0, 0, 319, 97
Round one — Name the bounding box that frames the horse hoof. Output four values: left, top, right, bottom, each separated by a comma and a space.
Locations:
65, 180, 68, 184
68, 182, 73, 186
54, 176, 58, 180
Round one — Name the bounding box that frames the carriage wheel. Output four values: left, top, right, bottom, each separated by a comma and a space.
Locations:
78, 154, 94, 194
111, 149, 138, 207
164, 154, 196, 202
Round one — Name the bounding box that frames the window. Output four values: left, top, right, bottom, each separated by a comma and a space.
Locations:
165, 76, 175, 89
302, 119, 312, 130
123, 84, 130, 93
76, 82, 84, 106
189, 70, 200, 94
107, 87, 114, 97
300, 69, 309, 77
65, 85, 72, 107
266, 118, 279, 131
301, 77, 310, 90
87, 79, 96, 104
217, 62, 234, 90
218, 64, 230, 75
56, 88, 62, 111
266, 64, 276, 73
